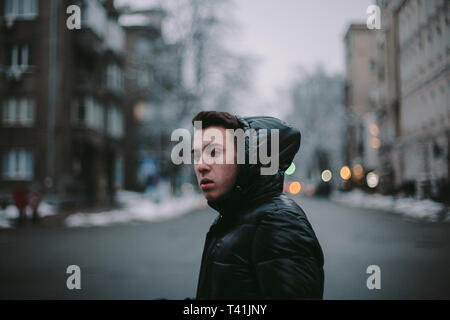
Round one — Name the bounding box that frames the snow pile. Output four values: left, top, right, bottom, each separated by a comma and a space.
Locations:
65, 190, 207, 228
331, 189, 449, 222
0, 202, 57, 229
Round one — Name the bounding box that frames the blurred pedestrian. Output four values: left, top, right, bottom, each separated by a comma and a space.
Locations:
28, 191, 41, 224
13, 187, 28, 225
192, 111, 324, 299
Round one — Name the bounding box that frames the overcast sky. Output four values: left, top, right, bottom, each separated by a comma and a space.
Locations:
228, 0, 373, 97
116, 0, 373, 115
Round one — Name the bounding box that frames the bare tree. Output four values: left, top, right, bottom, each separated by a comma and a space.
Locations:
288, 67, 347, 187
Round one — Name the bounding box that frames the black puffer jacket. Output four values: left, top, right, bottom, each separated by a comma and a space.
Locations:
196, 116, 324, 300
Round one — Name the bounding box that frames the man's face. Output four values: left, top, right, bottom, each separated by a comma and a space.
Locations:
193, 126, 239, 202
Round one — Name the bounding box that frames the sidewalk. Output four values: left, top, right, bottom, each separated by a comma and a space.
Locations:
331, 189, 450, 222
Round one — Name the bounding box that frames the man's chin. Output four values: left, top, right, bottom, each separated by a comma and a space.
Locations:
203, 192, 219, 202
203, 189, 231, 203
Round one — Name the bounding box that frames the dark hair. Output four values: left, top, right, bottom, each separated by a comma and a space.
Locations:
192, 111, 240, 130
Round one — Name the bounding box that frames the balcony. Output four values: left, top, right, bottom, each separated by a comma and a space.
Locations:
81, 0, 107, 40
106, 19, 125, 55
75, 0, 124, 56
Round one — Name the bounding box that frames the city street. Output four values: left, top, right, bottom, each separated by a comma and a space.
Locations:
1, 195, 449, 300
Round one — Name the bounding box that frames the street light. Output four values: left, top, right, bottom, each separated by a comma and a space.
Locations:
340, 166, 351, 180
285, 162, 296, 175
367, 171, 379, 188
289, 181, 301, 195
353, 164, 364, 180
371, 137, 381, 149
321, 170, 332, 182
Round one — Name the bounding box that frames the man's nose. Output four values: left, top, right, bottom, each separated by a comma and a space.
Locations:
196, 162, 211, 174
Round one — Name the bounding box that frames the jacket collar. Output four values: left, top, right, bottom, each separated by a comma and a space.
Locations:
207, 169, 284, 218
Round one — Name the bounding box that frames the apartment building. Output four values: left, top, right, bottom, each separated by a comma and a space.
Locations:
0, 0, 126, 207
375, 0, 449, 199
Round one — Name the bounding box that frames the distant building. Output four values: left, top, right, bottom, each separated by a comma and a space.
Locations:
121, 9, 186, 193
0, 0, 126, 208
344, 24, 379, 179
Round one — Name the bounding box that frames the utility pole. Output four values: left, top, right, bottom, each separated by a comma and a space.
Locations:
47, 0, 58, 195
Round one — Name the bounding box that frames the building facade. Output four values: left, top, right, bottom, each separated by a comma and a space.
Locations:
376, 0, 450, 200
397, 0, 449, 199
0, 0, 125, 208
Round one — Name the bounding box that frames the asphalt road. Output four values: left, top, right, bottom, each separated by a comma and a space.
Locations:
1, 195, 449, 299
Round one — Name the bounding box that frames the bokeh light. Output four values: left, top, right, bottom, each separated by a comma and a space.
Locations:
340, 166, 351, 180
285, 163, 296, 175
289, 181, 301, 194
369, 123, 379, 137
371, 137, 381, 149
353, 164, 364, 180
133, 101, 146, 121
367, 172, 379, 188
321, 170, 332, 182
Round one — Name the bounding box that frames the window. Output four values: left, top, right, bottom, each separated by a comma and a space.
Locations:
135, 38, 152, 57
5, 44, 33, 67
369, 59, 376, 72
106, 106, 124, 138
2, 98, 35, 126
106, 64, 124, 92
137, 69, 151, 87
4, 0, 38, 20
2, 149, 34, 180
72, 97, 104, 131
114, 155, 124, 188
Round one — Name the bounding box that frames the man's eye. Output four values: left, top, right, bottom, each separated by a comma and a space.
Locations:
193, 151, 201, 161
211, 149, 221, 157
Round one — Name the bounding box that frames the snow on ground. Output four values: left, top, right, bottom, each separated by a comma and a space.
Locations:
331, 189, 450, 222
64, 190, 207, 228
0, 202, 57, 229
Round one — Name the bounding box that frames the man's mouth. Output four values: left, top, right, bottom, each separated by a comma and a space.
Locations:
200, 178, 214, 190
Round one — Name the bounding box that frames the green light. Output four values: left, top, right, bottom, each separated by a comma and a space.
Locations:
285, 163, 296, 175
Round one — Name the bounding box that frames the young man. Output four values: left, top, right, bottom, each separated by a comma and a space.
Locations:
192, 111, 324, 299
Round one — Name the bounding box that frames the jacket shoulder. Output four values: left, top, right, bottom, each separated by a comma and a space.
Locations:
259, 195, 318, 239
242, 194, 311, 227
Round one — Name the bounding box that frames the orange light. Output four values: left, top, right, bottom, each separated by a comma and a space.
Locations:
369, 124, 379, 137
371, 137, 381, 149
133, 102, 146, 120
340, 166, 352, 180
353, 164, 364, 180
289, 181, 301, 194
